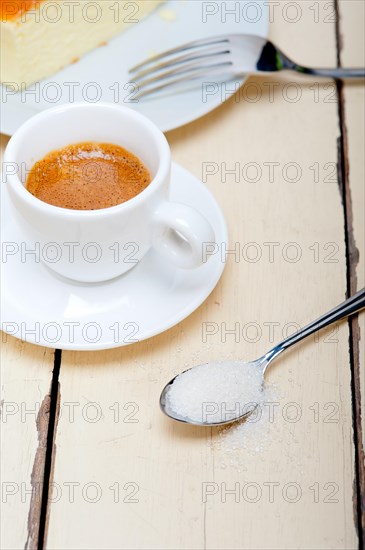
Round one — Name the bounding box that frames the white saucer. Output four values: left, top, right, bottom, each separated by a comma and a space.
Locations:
0, 163, 228, 351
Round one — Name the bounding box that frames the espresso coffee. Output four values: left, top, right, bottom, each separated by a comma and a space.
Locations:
26, 142, 151, 210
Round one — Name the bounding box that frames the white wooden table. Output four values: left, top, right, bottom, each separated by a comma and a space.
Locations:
1, 1, 364, 548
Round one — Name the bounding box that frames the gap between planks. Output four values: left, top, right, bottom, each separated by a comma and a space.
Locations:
25, 350, 61, 550
335, 0, 365, 545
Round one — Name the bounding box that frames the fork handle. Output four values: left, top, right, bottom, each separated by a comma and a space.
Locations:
294, 66, 365, 79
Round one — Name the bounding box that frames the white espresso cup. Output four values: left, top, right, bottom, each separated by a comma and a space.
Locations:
3, 103, 216, 283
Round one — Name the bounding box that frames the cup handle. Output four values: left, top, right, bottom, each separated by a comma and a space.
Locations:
152, 201, 216, 269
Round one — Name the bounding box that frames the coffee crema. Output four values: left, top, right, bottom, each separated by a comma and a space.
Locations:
26, 142, 151, 210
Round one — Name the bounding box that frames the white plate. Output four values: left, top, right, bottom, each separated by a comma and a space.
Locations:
0, 0, 268, 135
0, 163, 228, 350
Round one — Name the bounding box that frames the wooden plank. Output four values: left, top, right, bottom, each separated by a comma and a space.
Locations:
45, 3, 358, 549
0, 134, 57, 549
0, 336, 56, 549
338, 0, 365, 539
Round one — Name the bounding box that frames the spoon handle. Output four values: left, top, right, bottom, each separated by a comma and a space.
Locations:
265, 288, 365, 362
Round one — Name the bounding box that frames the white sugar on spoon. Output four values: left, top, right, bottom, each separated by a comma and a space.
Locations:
160, 290, 365, 426
165, 361, 264, 425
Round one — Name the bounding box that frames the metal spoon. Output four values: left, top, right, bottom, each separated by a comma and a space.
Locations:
160, 289, 365, 426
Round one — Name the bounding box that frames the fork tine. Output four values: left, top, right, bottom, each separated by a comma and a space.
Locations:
133, 52, 231, 89
132, 45, 231, 82
133, 63, 234, 100
129, 36, 230, 73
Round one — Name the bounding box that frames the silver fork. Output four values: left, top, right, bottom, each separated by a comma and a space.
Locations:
129, 34, 365, 99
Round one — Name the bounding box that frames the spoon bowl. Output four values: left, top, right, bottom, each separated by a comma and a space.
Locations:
160, 358, 268, 426
160, 289, 365, 426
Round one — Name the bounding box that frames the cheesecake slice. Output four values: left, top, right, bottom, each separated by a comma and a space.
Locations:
1, 0, 164, 87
